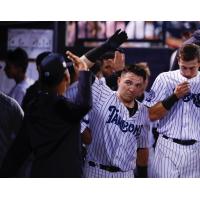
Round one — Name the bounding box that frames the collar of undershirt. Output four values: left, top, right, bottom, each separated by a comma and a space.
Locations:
126, 100, 138, 117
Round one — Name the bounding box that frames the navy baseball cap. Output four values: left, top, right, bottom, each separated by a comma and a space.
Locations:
40, 53, 68, 86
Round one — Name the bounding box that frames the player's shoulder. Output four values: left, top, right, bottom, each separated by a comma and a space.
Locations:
158, 70, 178, 78
0, 91, 23, 114
137, 100, 148, 111
155, 70, 179, 83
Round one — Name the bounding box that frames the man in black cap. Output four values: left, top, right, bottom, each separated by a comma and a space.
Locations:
0, 52, 92, 178
0, 29, 128, 177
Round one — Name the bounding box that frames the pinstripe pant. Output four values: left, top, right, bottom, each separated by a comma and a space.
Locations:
83, 162, 134, 178
152, 135, 200, 178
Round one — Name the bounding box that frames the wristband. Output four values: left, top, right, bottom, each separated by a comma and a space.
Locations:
161, 94, 179, 110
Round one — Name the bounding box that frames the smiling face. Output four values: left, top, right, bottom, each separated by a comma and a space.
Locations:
178, 58, 200, 79
117, 72, 145, 105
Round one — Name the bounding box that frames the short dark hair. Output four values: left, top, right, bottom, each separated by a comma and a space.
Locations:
6, 47, 28, 73
178, 43, 200, 62
121, 64, 148, 81
135, 62, 151, 79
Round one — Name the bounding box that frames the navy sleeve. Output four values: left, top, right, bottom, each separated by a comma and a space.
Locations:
56, 71, 92, 122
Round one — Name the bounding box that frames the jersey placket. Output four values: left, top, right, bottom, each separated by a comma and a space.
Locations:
181, 99, 190, 139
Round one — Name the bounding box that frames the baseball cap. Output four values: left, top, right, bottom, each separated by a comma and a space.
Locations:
40, 53, 68, 86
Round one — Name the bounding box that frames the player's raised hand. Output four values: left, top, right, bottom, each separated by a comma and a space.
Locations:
106, 29, 128, 50
66, 51, 88, 71
174, 81, 190, 98
84, 29, 128, 63
113, 50, 125, 72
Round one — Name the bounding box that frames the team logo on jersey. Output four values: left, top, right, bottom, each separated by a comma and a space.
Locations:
82, 118, 89, 124
145, 89, 155, 102
183, 92, 200, 107
106, 106, 143, 137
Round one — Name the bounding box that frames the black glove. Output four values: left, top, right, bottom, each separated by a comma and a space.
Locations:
84, 29, 128, 62
106, 29, 128, 50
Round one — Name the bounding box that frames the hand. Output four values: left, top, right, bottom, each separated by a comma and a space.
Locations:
113, 50, 125, 72
81, 127, 92, 145
174, 81, 190, 99
106, 29, 128, 50
66, 51, 88, 71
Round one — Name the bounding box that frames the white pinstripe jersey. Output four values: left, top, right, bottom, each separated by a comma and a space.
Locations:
144, 70, 200, 141
86, 78, 149, 171
65, 81, 78, 102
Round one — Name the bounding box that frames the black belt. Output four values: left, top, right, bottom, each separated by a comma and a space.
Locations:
88, 161, 122, 173
162, 135, 197, 146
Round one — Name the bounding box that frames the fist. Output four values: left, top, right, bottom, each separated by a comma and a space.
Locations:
174, 81, 190, 99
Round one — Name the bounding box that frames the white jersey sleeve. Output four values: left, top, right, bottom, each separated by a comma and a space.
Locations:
65, 81, 78, 102
92, 77, 113, 106
144, 73, 168, 107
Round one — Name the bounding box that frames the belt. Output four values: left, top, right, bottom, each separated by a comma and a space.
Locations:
162, 135, 197, 146
88, 161, 122, 173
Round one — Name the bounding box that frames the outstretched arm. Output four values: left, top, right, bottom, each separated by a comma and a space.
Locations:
80, 29, 128, 68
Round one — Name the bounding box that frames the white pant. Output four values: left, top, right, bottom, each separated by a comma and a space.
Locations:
152, 135, 200, 178
83, 162, 134, 178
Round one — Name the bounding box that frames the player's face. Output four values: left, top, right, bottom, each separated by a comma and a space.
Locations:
4, 62, 18, 79
179, 58, 200, 79
117, 72, 145, 103
101, 59, 114, 77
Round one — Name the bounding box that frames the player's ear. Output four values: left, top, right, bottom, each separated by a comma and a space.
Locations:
117, 76, 121, 86
198, 61, 200, 68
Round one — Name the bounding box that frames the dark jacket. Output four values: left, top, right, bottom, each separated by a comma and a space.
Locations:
0, 71, 92, 178
21, 80, 41, 111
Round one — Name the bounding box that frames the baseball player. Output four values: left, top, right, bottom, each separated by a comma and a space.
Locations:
67, 51, 150, 178
144, 43, 200, 178
66, 30, 128, 167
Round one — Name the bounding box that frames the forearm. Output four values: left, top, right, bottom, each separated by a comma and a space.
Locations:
149, 102, 168, 121
83, 43, 111, 63
80, 55, 95, 69
149, 93, 179, 121
76, 71, 92, 109
81, 29, 127, 67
